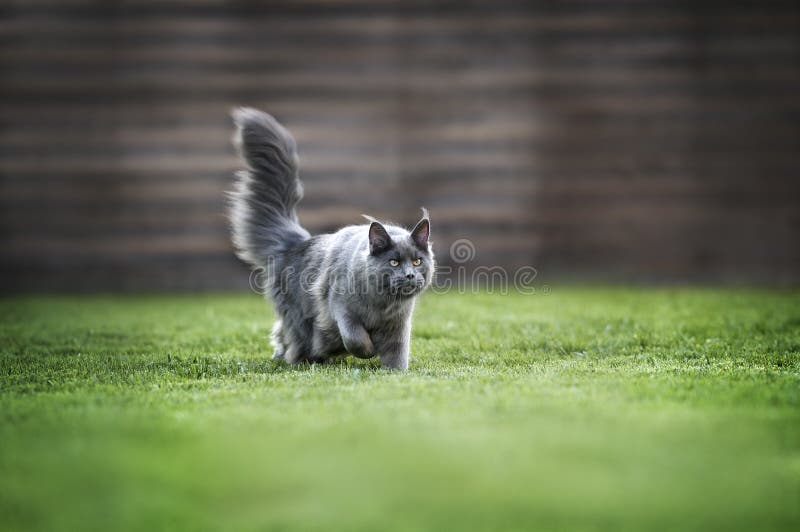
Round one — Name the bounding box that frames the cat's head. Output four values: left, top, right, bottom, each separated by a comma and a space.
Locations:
366, 210, 435, 299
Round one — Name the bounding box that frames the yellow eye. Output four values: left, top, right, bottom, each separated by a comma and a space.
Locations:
412, 258, 422, 267
389, 259, 400, 267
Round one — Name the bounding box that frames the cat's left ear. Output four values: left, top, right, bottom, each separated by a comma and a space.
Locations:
410, 209, 430, 250
369, 222, 393, 255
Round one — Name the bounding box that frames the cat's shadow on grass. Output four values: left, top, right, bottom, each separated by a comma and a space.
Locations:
269, 356, 385, 373
160, 353, 386, 378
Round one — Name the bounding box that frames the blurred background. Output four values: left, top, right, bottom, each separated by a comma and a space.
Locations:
1, 0, 798, 292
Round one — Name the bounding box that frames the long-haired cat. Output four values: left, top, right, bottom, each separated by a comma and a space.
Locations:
228, 108, 434, 369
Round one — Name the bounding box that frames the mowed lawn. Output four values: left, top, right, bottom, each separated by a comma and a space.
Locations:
1, 288, 798, 532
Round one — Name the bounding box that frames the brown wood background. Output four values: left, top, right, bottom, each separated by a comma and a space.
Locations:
1, 0, 799, 291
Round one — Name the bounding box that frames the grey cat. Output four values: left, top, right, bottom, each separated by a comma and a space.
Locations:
228, 108, 434, 370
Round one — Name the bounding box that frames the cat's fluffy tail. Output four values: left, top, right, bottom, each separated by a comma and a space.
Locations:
228, 108, 310, 270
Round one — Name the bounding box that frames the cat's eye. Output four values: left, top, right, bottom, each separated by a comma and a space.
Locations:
389, 259, 400, 267
412, 258, 422, 267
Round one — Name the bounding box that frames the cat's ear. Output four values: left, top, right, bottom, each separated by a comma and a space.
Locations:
368, 222, 392, 255
410, 212, 430, 250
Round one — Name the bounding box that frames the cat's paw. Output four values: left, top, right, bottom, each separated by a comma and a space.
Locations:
342, 333, 375, 359
380, 356, 409, 370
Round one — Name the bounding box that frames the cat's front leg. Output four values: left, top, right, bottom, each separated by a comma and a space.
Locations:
375, 321, 411, 370
377, 335, 410, 370
334, 309, 374, 359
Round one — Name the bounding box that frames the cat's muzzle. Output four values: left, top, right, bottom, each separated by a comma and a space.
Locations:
392, 279, 424, 298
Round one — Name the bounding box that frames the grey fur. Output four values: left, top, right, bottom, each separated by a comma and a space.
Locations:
228, 108, 434, 369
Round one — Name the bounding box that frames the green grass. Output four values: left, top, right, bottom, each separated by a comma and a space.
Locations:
1, 288, 799, 532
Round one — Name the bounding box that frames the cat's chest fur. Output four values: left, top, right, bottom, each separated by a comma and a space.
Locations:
359, 298, 414, 332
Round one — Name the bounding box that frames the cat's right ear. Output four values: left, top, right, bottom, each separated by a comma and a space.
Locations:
368, 222, 392, 255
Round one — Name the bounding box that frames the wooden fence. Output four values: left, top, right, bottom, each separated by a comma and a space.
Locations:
1, 0, 798, 290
